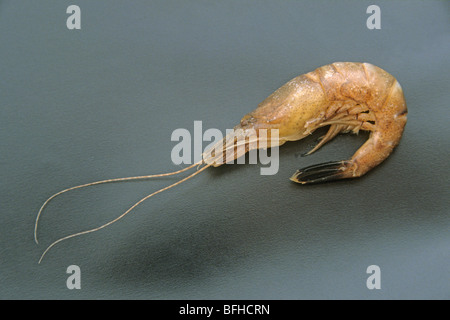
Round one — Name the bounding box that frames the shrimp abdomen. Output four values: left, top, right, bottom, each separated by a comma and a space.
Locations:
291, 62, 407, 183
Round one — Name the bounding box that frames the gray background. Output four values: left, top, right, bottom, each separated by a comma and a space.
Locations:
1, 0, 449, 299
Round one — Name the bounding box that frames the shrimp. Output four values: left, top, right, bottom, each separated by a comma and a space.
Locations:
35, 62, 407, 262
206, 61, 408, 183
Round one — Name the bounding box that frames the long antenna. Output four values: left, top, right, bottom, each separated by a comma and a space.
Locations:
34, 162, 200, 244
37, 162, 211, 263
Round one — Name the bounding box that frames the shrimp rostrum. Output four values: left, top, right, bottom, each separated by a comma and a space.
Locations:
35, 62, 407, 262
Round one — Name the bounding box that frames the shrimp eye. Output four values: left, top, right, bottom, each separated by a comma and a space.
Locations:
240, 114, 255, 127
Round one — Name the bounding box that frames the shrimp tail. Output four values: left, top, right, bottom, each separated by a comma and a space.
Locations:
290, 160, 351, 184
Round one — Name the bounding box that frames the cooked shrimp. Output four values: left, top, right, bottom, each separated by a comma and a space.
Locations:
206, 61, 408, 183
35, 62, 407, 262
